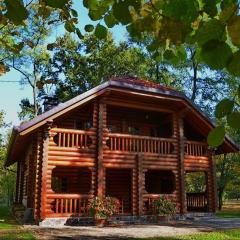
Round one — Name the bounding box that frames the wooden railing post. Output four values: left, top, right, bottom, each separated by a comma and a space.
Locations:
137, 154, 143, 215
207, 149, 217, 212
40, 120, 53, 220
174, 112, 187, 214
97, 102, 106, 197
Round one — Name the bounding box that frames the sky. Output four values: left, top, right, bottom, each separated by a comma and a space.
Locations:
0, 2, 127, 127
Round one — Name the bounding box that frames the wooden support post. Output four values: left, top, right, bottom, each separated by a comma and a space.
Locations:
175, 112, 187, 214
97, 102, 106, 197
92, 102, 98, 196
40, 120, 52, 220
15, 161, 21, 203
207, 150, 217, 212
137, 154, 143, 215
33, 131, 43, 221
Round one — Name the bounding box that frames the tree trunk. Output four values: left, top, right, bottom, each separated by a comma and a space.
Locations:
33, 61, 39, 117
191, 64, 198, 102
218, 188, 224, 210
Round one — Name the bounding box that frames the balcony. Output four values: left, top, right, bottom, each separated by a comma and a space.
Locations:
107, 133, 176, 155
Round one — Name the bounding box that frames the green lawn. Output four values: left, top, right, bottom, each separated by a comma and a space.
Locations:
138, 229, 240, 240
0, 206, 35, 240
216, 200, 240, 218
216, 211, 240, 218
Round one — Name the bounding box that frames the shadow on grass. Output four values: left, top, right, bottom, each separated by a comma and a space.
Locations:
0, 206, 35, 239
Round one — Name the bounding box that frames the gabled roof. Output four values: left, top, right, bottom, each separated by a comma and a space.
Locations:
5, 76, 239, 166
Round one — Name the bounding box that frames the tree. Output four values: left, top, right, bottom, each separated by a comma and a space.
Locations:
0, 111, 15, 206
1, 5, 58, 119
48, 33, 152, 102
216, 153, 240, 210
1, 0, 240, 142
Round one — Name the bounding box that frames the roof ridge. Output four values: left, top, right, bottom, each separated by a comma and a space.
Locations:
108, 76, 176, 92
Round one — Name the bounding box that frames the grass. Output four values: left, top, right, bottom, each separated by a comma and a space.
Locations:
216, 200, 240, 218
0, 205, 35, 240
137, 228, 240, 240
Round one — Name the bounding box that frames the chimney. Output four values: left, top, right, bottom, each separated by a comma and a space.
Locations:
43, 96, 59, 112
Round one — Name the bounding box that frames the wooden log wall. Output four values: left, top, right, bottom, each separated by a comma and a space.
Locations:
29, 99, 217, 219
37, 102, 98, 218
174, 112, 186, 214
33, 130, 43, 221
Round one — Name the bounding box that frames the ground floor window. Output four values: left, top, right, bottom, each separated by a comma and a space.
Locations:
51, 166, 92, 194
145, 170, 175, 194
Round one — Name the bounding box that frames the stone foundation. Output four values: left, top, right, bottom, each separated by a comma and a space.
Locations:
39, 213, 215, 227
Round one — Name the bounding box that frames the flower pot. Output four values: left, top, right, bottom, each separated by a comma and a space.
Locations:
156, 215, 171, 223
95, 218, 107, 227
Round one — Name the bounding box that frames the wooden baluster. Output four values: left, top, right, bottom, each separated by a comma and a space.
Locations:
114, 137, 116, 151
61, 199, 63, 214
58, 133, 61, 147
63, 133, 66, 147
74, 199, 77, 214
76, 134, 79, 148
78, 198, 81, 214
70, 198, 72, 214
56, 199, 59, 213
110, 137, 112, 150
72, 133, 75, 147
84, 134, 87, 147
79, 134, 82, 148
67, 133, 70, 147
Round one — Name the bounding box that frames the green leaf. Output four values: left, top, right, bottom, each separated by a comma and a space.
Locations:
162, 0, 199, 24
195, 19, 226, 46
64, 21, 75, 32
76, 28, 84, 39
238, 85, 240, 99
227, 112, 240, 129
112, 1, 132, 25
200, 40, 232, 70
104, 12, 117, 28
88, 10, 103, 20
71, 9, 78, 17
227, 16, 240, 47
5, 0, 28, 25
45, 0, 68, 8
215, 98, 234, 118
202, 0, 218, 17
227, 51, 240, 76
84, 24, 94, 32
83, 0, 89, 8
94, 24, 107, 39
87, 0, 99, 10
207, 126, 225, 147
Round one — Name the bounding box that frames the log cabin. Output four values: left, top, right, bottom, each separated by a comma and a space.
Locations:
5, 76, 239, 223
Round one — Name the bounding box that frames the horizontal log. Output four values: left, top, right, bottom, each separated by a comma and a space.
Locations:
48, 161, 95, 167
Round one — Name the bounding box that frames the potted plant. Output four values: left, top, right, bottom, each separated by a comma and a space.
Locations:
153, 195, 179, 223
89, 196, 120, 227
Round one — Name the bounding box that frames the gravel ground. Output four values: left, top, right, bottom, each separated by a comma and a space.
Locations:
25, 218, 240, 240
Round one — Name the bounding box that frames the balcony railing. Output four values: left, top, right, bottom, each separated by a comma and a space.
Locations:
184, 140, 208, 157
186, 192, 208, 211
107, 133, 176, 154
51, 128, 95, 148
49, 194, 91, 216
